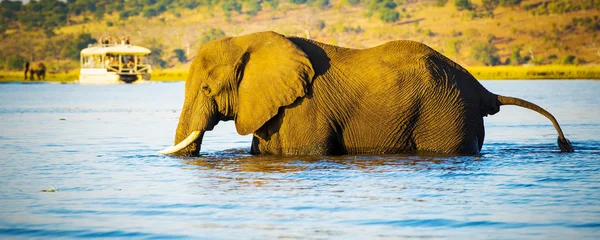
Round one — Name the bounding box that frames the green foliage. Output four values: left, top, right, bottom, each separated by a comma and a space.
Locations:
454, 0, 472, 11
313, 0, 330, 9
290, 0, 307, 4
200, 28, 227, 45
560, 55, 576, 65
182, 0, 202, 9
245, 0, 262, 16
265, 0, 280, 9
509, 46, 522, 65
61, 33, 97, 60
147, 39, 167, 68
328, 23, 364, 34
367, 0, 400, 23
565, 16, 600, 33
435, 0, 448, 7
527, 0, 599, 16
347, 0, 361, 6
482, 0, 498, 18
173, 49, 187, 62
1, 54, 28, 70
470, 40, 500, 66
222, 0, 242, 19
498, 0, 521, 7
445, 38, 462, 57
143, 8, 158, 18
423, 28, 433, 37
17, 0, 68, 30
379, 8, 399, 23
315, 20, 326, 31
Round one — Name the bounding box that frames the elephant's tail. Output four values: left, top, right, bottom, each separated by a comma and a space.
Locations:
497, 95, 574, 152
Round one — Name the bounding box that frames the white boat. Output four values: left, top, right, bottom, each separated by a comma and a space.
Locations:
79, 43, 152, 84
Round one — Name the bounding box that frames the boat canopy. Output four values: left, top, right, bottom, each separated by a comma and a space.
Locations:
81, 44, 151, 56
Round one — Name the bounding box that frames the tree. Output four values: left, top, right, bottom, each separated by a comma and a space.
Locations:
173, 49, 186, 63
367, 0, 401, 23
499, 0, 521, 7
455, 0, 473, 11
482, 0, 498, 18
200, 28, 226, 45
509, 46, 522, 65
221, 0, 242, 21
182, 0, 201, 9
470, 40, 499, 66
290, 0, 307, 4
245, 0, 262, 16
62, 33, 97, 60
3, 54, 27, 70
379, 8, 399, 23
143, 8, 158, 18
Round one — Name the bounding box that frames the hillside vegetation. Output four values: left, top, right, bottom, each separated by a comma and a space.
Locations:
0, 0, 599, 74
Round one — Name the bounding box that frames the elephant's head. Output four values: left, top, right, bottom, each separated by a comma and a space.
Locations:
160, 31, 315, 156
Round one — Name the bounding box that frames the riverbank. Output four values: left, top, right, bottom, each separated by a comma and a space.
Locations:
2, 65, 600, 83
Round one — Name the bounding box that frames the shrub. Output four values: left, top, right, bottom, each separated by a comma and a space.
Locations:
245, 0, 262, 16
315, 20, 326, 31
510, 46, 522, 65
561, 55, 576, 65
142, 8, 158, 18
379, 8, 400, 23
173, 49, 186, 63
455, 0, 473, 11
200, 28, 227, 45
499, 0, 521, 7
4, 54, 27, 71
445, 38, 462, 57
290, 0, 307, 4
470, 41, 500, 66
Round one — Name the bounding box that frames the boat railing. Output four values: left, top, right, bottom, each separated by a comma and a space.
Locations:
88, 43, 133, 48
106, 63, 151, 74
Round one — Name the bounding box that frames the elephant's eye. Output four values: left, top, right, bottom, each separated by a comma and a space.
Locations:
201, 83, 211, 95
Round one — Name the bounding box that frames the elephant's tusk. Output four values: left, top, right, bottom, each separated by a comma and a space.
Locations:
158, 131, 201, 154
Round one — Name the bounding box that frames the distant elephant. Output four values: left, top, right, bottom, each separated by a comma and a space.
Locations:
160, 31, 573, 156
24, 61, 46, 80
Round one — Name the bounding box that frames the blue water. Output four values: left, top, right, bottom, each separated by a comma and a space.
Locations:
0, 80, 599, 239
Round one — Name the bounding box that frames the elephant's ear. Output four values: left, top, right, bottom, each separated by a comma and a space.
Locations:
233, 31, 315, 135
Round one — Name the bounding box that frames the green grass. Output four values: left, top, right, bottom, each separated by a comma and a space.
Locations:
0, 71, 79, 83
467, 65, 600, 80
2, 65, 600, 83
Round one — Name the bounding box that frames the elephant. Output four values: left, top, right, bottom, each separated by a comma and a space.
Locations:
160, 31, 573, 156
24, 61, 46, 80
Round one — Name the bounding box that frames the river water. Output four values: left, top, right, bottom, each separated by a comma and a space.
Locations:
0, 80, 599, 239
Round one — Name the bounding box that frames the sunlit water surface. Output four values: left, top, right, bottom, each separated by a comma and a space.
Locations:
1, 80, 599, 239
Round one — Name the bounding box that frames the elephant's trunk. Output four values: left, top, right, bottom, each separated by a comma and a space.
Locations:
497, 95, 574, 152
160, 93, 218, 156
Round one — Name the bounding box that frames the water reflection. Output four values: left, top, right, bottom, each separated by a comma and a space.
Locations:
184, 149, 481, 173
